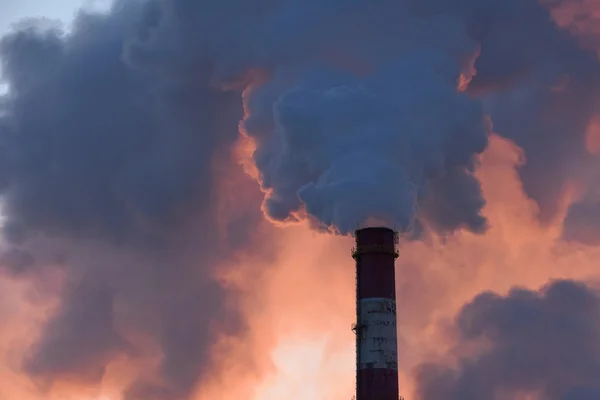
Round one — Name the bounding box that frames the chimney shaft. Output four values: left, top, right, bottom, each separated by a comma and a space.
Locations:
352, 227, 399, 400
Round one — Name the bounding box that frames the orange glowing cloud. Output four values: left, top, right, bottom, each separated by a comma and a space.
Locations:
586, 114, 600, 155
2, 131, 600, 400
2, 129, 600, 400
195, 133, 600, 400
3, 3, 600, 398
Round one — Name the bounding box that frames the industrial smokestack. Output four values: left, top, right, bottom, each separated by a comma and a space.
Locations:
352, 227, 400, 400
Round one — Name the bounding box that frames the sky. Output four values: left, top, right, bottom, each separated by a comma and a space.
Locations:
0, 0, 113, 33
0, 1, 76, 31
1, 1, 600, 400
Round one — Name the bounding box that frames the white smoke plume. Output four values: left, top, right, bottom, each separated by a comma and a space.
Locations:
129, 0, 492, 235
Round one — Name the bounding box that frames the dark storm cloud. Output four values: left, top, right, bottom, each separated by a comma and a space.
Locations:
414, 280, 600, 400
409, 0, 600, 224
0, 2, 268, 399
0, 6, 238, 242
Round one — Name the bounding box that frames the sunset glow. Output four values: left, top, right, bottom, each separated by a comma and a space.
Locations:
198, 135, 600, 399
1, 1, 600, 400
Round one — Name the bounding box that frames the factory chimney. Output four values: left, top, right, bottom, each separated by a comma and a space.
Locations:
352, 227, 400, 400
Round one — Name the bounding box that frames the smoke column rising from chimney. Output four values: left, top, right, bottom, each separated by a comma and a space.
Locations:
1, 0, 600, 399
127, 0, 492, 235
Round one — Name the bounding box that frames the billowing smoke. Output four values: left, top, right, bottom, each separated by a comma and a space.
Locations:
1, 0, 600, 399
410, 0, 600, 225
0, 2, 271, 399
128, 0, 492, 235
414, 280, 600, 400
245, 56, 490, 234
127, 0, 600, 236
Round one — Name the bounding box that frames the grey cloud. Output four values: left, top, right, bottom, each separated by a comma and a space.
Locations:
3, 0, 600, 399
0, 2, 269, 399
562, 201, 600, 245
24, 277, 130, 387
130, 0, 491, 235
415, 280, 600, 400
409, 0, 600, 224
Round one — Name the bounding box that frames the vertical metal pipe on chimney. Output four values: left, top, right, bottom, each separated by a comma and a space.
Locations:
352, 227, 400, 400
